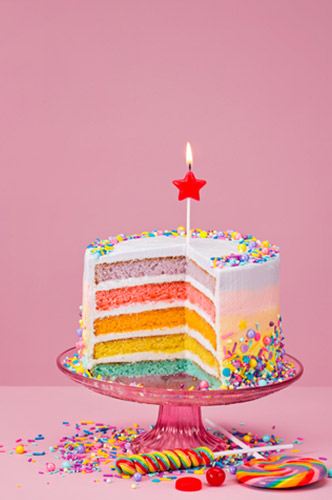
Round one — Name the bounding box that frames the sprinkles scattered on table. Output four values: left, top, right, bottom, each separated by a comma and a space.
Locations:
87, 228, 279, 268
9, 421, 320, 486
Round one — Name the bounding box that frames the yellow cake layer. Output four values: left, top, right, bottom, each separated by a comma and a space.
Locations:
93, 333, 219, 373
94, 307, 216, 349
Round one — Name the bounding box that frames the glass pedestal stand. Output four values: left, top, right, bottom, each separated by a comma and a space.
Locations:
57, 348, 303, 453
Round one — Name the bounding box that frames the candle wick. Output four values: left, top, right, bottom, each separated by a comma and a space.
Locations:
188, 164, 191, 171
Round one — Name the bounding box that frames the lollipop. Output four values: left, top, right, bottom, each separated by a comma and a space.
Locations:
115, 443, 294, 476
236, 455, 328, 488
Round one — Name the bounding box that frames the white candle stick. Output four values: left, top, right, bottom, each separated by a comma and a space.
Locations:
186, 198, 191, 245
185, 142, 193, 246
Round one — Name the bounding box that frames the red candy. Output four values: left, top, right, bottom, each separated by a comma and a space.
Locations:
206, 467, 226, 486
175, 477, 202, 492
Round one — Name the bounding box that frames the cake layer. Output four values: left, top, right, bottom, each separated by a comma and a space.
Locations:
95, 256, 186, 284
95, 256, 216, 293
93, 307, 217, 349
93, 333, 220, 374
95, 281, 215, 322
92, 359, 220, 388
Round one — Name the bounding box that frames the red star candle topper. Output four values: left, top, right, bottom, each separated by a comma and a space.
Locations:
172, 142, 207, 243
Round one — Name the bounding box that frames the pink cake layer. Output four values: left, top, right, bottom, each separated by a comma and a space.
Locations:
95, 257, 216, 293
95, 281, 216, 322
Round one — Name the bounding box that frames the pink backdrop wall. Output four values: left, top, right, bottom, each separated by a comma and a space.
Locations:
1, 0, 331, 385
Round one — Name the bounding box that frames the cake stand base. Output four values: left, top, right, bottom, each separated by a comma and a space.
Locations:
130, 405, 227, 453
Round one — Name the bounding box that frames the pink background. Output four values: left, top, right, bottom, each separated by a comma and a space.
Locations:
1, 0, 331, 385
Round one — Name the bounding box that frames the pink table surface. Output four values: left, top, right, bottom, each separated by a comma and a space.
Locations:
1, 385, 331, 499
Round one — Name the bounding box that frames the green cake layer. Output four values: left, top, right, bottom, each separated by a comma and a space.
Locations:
92, 359, 220, 388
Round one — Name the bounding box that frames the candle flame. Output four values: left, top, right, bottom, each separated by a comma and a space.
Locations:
186, 142, 193, 168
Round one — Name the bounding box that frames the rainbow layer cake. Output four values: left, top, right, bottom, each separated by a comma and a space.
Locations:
79, 228, 286, 389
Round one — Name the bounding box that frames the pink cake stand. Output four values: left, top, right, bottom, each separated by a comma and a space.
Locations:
57, 348, 303, 454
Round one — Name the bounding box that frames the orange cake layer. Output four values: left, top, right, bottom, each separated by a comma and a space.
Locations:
95, 281, 215, 321
94, 307, 216, 349
93, 333, 219, 373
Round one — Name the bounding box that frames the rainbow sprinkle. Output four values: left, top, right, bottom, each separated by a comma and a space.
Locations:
87, 228, 279, 268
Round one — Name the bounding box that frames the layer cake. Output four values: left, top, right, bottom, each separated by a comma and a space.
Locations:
79, 228, 284, 388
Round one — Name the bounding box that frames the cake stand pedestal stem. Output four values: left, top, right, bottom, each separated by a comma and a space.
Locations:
130, 404, 228, 453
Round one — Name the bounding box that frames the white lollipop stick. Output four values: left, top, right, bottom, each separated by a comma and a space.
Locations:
214, 443, 294, 459
205, 418, 294, 460
205, 418, 264, 459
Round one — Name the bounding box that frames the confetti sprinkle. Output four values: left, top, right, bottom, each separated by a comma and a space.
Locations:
86, 228, 279, 268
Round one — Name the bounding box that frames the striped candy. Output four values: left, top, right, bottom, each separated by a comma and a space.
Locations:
115, 447, 214, 476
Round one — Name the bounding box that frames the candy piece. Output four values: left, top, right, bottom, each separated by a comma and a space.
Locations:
46, 463, 56, 472
16, 445, 24, 454
175, 477, 202, 491
328, 468, 332, 478
206, 467, 226, 486
236, 456, 328, 488
115, 446, 212, 476
133, 472, 142, 482
199, 380, 209, 389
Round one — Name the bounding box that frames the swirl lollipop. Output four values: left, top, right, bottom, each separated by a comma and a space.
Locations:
236, 455, 328, 488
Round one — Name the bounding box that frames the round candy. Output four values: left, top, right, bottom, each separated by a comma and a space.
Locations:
206, 467, 226, 486
262, 434, 270, 443
16, 445, 24, 454
175, 477, 202, 491
62, 460, 71, 469
47, 463, 56, 472
199, 380, 209, 389
76, 444, 85, 454
229, 465, 237, 475
263, 336, 272, 346
246, 329, 256, 339
133, 472, 142, 482
243, 434, 252, 443
236, 456, 328, 488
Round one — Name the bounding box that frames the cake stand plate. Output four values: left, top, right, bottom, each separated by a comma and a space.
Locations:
57, 348, 303, 453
